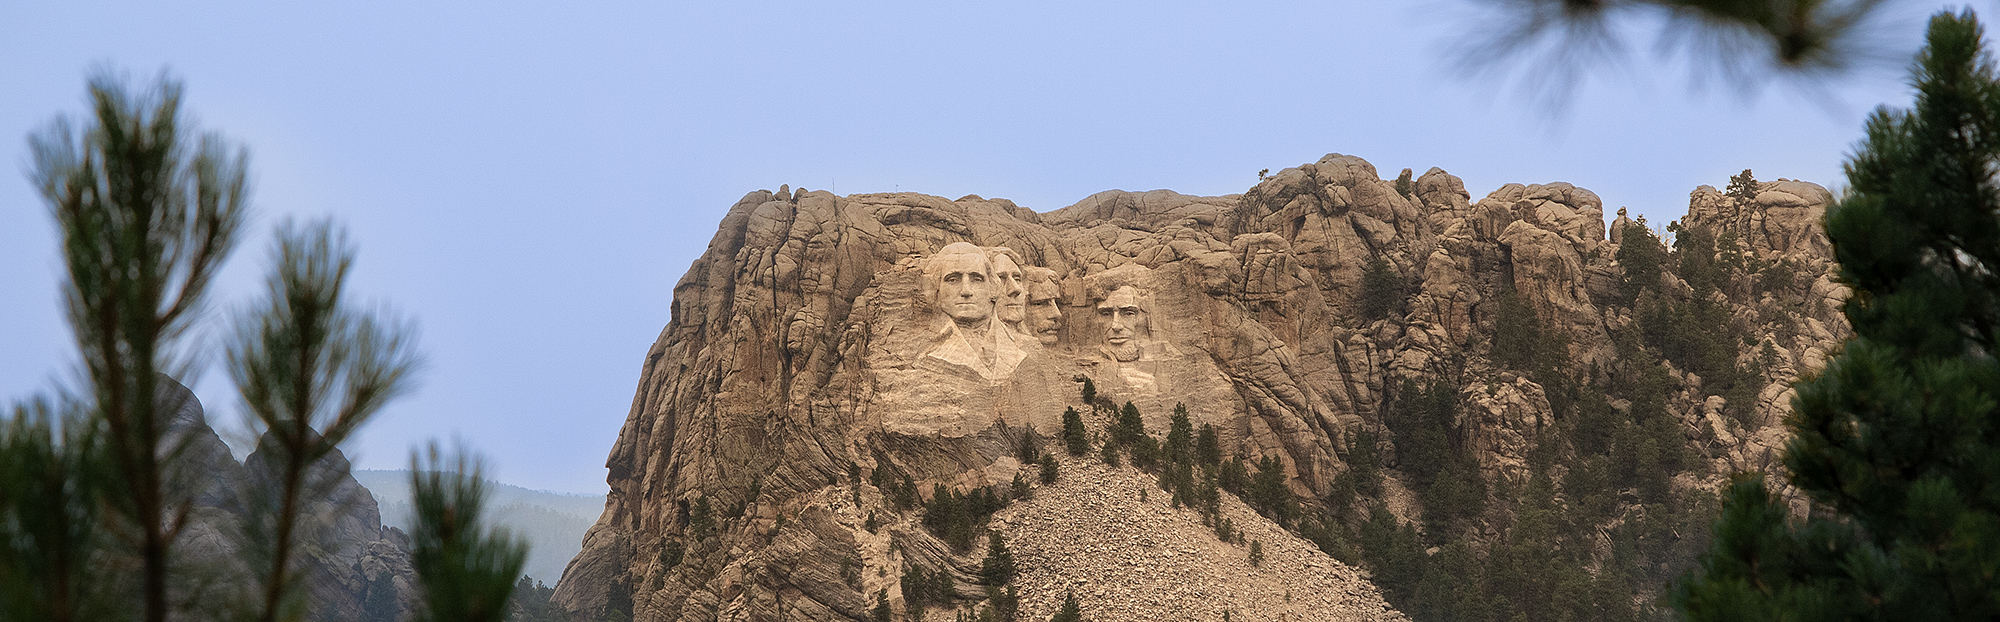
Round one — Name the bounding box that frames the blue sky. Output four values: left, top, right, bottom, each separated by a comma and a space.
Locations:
0, 1, 1960, 493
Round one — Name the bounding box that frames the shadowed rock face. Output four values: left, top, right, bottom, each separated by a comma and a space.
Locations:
156, 376, 419, 622
553, 155, 1846, 622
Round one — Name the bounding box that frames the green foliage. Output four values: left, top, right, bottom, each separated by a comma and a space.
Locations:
1077, 376, 1096, 408
1051, 591, 1082, 622
1011, 425, 1042, 466
1038, 454, 1058, 485
25, 70, 249, 622
1099, 441, 1120, 467
899, 563, 955, 615
1129, 435, 1161, 470
409, 444, 529, 622
1216, 458, 1248, 495
1112, 402, 1143, 447
1248, 540, 1264, 567
1245, 456, 1296, 526
872, 590, 891, 622
1195, 424, 1221, 467
658, 540, 685, 569
0, 399, 109, 622
1164, 404, 1195, 465
1360, 257, 1407, 322
1060, 407, 1089, 456
1331, 427, 1383, 510
1757, 257, 1797, 294
1724, 168, 1758, 203
361, 571, 401, 622
687, 497, 715, 540
922, 484, 1007, 552
979, 532, 1015, 585
1384, 380, 1455, 490
1359, 505, 1426, 601
1678, 12, 2000, 619
231, 219, 421, 622
507, 576, 563, 622
1491, 288, 1569, 380
1615, 221, 1667, 305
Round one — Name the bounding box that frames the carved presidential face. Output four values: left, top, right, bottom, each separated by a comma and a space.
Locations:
1026, 279, 1063, 346
991, 253, 1027, 325
930, 248, 994, 326
1095, 285, 1148, 346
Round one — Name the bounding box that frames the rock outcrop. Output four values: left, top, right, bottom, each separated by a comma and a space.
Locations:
158, 376, 418, 622
554, 157, 1846, 622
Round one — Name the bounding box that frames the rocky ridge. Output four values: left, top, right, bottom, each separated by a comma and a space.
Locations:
553, 154, 1847, 622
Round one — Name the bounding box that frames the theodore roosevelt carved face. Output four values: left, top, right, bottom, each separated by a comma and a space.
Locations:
1023, 266, 1063, 346
925, 242, 995, 327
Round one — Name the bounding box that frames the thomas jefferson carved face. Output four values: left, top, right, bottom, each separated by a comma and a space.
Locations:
1095, 286, 1148, 346
1025, 272, 1062, 346
926, 243, 994, 327
990, 251, 1027, 325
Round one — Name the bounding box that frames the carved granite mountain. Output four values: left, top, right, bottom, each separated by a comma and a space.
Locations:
553, 155, 1846, 622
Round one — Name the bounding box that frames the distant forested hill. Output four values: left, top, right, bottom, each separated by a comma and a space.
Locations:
354, 469, 605, 584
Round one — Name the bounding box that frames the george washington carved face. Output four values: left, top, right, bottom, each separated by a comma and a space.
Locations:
925, 242, 995, 327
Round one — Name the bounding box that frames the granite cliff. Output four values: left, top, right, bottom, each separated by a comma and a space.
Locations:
553, 155, 1845, 622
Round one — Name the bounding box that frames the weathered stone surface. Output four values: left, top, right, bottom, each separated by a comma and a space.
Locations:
157, 376, 417, 622
555, 155, 1849, 622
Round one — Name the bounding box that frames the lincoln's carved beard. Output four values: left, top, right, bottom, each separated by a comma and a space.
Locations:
991, 254, 1027, 326
1026, 281, 1063, 346
1095, 286, 1148, 362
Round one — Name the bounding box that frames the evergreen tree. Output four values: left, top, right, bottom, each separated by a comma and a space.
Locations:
1195, 423, 1221, 466
1360, 257, 1405, 321
979, 532, 1015, 585
1051, 591, 1082, 622
408, 445, 529, 622
1165, 403, 1195, 465
1677, 11, 2000, 620
1113, 402, 1144, 446
1061, 407, 1089, 456
1724, 168, 1759, 203
1616, 221, 1667, 305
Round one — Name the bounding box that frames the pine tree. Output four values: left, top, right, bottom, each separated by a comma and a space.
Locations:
1061, 407, 1089, 456
1360, 257, 1405, 321
1724, 168, 1759, 203
1113, 402, 1143, 446
1195, 423, 1221, 466
1165, 403, 1194, 465
1051, 591, 1082, 622
1676, 11, 2000, 620
979, 532, 1015, 585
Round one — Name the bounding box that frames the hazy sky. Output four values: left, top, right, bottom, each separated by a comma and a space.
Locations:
0, 1, 1961, 493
